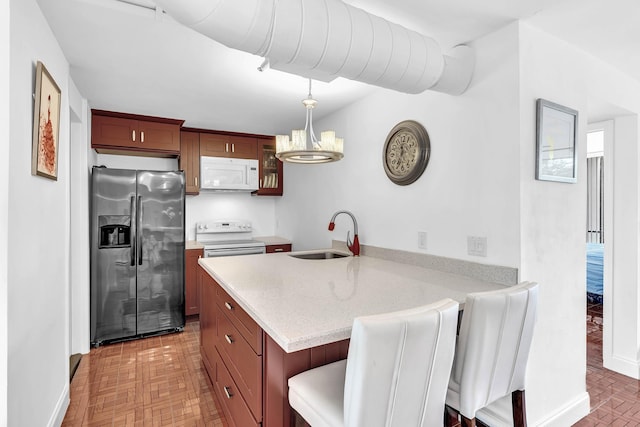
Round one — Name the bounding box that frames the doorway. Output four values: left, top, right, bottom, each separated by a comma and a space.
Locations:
586, 122, 610, 368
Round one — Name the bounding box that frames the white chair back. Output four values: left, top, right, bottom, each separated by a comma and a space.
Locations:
452, 281, 538, 419
343, 298, 459, 427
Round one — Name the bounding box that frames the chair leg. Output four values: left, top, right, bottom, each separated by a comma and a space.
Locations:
460, 415, 476, 427
445, 405, 459, 427
290, 408, 310, 427
512, 390, 527, 427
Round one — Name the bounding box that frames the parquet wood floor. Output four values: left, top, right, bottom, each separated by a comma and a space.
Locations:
62, 318, 227, 426
62, 304, 638, 426
573, 303, 640, 426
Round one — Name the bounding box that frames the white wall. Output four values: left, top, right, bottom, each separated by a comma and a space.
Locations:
9, 0, 71, 425
519, 21, 640, 424
1, 1, 11, 426
607, 115, 640, 376
69, 79, 90, 356
518, 23, 591, 425
185, 194, 277, 240
276, 23, 522, 267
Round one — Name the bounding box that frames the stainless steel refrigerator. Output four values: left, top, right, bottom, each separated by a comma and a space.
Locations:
90, 167, 185, 346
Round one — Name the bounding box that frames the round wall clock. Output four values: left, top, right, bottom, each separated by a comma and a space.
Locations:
382, 120, 431, 185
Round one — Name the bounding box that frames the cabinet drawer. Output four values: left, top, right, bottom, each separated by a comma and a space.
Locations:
213, 349, 260, 427
216, 307, 262, 419
215, 283, 263, 354
266, 244, 292, 253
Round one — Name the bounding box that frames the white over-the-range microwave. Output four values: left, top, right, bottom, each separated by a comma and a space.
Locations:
200, 156, 259, 191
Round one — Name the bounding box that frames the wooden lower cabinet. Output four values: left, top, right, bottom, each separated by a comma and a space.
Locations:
185, 248, 202, 316
200, 267, 262, 426
199, 265, 349, 427
265, 244, 292, 254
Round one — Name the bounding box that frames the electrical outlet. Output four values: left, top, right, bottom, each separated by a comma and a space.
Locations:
418, 231, 427, 249
467, 236, 487, 257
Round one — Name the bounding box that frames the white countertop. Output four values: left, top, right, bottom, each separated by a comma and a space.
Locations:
186, 240, 205, 250
198, 249, 507, 353
254, 236, 292, 246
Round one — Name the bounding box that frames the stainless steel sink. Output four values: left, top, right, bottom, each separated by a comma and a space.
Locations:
288, 251, 349, 260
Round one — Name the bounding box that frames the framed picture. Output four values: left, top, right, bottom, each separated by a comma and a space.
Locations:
535, 98, 578, 183
32, 61, 61, 180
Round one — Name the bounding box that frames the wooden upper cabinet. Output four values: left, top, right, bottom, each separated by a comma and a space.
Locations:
180, 131, 200, 195
199, 132, 258, 159
256, 137, 283, 196
91, 110, 183, 156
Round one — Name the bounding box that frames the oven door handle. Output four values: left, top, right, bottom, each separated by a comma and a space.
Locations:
204, 247, 266, 257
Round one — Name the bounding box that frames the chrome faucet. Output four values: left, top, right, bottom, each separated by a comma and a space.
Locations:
328, 210, 360, 256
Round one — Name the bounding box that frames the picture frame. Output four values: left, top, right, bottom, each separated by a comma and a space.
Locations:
535, 98, 578, 183
31, 61, 61, 180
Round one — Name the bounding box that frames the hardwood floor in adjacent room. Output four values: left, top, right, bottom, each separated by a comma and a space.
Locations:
573, 303, 640, 426
62, 318, 227, 426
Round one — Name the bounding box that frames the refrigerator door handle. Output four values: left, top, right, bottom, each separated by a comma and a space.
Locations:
137, 195, 143, 265
130, 195, 136, 266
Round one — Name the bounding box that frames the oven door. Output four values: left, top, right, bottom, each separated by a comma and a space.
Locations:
204, 246, 266, 258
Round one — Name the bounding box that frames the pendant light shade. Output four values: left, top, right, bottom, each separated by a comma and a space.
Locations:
276, 80, 344, 164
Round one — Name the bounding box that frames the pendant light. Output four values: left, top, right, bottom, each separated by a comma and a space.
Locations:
275, 79, 344, 164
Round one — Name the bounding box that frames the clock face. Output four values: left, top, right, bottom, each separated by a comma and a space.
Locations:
385, 131, 420, 176
382, 121, 430, 185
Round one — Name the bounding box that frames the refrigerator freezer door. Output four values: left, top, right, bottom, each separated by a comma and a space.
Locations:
91, 168, 138, 344
136, 171, 185, 335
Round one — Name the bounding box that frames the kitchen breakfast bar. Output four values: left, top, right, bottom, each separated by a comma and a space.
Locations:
197, 249, 510, 427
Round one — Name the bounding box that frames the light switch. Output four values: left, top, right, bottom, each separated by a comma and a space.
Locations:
418, 231, 427, 249
467, 236, 487, 257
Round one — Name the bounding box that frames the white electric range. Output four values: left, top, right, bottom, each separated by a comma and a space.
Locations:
195, 220, 266, 257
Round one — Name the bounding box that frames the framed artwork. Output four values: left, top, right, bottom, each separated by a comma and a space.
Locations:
32, 61, 61, 180
535, 98, 578, 183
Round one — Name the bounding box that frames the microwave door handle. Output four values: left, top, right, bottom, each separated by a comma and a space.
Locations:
130, 195, 136, 266
137, 195, 143, 265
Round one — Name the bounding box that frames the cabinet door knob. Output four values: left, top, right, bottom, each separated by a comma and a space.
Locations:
224, 334, 234, 344
231, 143, 235, 153
224, 386, 233, 399
195, 176, 198, 187
141, 131, 145, 143
224, 302, 233, 310
274, 248, 284, 252
132, 130, 136, 142
225, 142, 229, 152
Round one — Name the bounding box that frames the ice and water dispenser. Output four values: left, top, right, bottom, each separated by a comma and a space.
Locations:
99, 215, 131, 248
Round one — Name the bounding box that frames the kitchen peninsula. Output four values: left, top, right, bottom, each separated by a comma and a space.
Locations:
198, 249, 510, 427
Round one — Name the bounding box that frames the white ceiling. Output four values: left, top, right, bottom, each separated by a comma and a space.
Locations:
36, 0, 640, 134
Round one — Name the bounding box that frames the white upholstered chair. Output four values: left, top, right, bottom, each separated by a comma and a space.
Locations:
288, 298, 459, 427
445, 281, 538, 427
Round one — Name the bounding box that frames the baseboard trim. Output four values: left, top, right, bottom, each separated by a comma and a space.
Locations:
474, 391, 590, 427
47, 382, 69, 427
532, 391, 590, 427
604, 353, 640, 379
